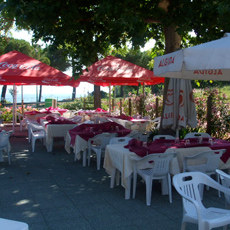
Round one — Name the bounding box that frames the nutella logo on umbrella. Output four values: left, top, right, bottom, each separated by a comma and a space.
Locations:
97, 65, 134, 72
158, 56, 175, 67
0, 62, 41, 70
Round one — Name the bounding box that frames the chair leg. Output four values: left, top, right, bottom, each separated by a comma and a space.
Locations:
145, 177, 153, 206
96, 150, 101, 170
168, 174, 172, 203
87, 148, 91, 167
216, 173, 221, 197
181, 221, 186, 230
32, 137, 35, 152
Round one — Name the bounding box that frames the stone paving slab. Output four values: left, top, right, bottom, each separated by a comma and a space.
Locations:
0, 125, 227, 230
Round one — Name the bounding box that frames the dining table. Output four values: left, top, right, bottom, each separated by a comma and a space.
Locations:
108, 115, 150, 132
103, 137, 230, 199
64, 121, 132, 164
39, 116, 78, 152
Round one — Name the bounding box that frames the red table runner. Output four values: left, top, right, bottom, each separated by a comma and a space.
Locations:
124, 138, 230, 163
68, 122, 132, 145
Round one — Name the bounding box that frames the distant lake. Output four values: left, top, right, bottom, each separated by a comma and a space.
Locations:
4, 93, 83, 103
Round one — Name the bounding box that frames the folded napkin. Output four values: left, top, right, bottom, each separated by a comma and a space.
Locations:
125, 139, 149, 157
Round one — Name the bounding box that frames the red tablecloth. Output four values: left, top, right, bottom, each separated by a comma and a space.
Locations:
68, 122, 132, 145
44, 116, 76, 126
124, 138, 230, 163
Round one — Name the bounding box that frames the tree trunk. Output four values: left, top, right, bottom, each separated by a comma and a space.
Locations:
120, 85, 124, 97
72, 87, 76, 100
1, 85, 7, 105
94, 85, 101, 109
38, 85, 42, 102
159, 25, 181, 135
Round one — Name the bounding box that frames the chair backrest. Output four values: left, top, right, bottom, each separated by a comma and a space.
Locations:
127, 131, 149, 142
26, 121, 45, 136
184, 149, 225, 174
153, 135, 175, 141
17, 112, 24, 122
216, 169, 230, 205
109, 137, 132, 145
151, 117, 161, 130
89, 133, 118, 150
0, 131, 10, 148
135, 153, 175, 177
173, 172, 230, 217
184, 132, 211, 139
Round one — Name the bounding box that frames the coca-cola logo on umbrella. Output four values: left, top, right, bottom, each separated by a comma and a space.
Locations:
0, 62, 41, 70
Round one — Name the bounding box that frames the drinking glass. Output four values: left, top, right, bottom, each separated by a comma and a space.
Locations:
185, 139, 190, 146
208, 138, 213, 145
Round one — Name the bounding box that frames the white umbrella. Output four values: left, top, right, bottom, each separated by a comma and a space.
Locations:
162, 78, 197, 136
154, 33, 230, 81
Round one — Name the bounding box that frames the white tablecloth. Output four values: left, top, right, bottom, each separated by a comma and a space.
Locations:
65, 132, 87, 161
43, 123, 77, 152
104, 145, 230, 199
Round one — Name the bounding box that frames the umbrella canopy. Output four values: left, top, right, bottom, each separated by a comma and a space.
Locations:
0, 50, 79, 87
162, 78, 197, 135
79, 55, 165, 86
154, 33, 230, 81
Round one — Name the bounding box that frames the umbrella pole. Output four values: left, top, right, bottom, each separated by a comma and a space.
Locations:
12, 84, 17, 135
109, 83, 111, 113
21, 86, 24, 114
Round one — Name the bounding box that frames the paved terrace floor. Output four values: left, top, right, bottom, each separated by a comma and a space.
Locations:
0, 125, 227, 230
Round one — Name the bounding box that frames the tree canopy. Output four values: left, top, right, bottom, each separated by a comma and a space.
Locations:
2, 0, 230, 75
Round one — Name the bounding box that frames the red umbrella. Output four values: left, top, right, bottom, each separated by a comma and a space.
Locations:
0, 50, 79, 87
0, 50, 79, 134
79, 55, 164, 86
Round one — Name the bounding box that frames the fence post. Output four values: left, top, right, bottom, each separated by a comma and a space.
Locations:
156, 97, 159, 118
120, 99, 122, 115
206, 96, 212, 135
129, 98, 132, 116
112, 98, 114, 112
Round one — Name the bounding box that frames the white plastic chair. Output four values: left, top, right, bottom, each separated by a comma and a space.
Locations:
109, 137, 132, 145
183, 149, 225, 198
0, 218, 28, 230
88, 132, 118, 170
0, 130, 11, 164
173, 172, 230, 230
216, 169, 230, 209
184, 132, 211, 139
27, 121, 46, 152
150, 117, 161, 130
127, 131, 150, 142
153, 134, 176, 141
132, 152, 175, 206
17, 112, 26, 131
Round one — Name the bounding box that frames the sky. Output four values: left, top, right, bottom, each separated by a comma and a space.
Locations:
1, 27, 155, 99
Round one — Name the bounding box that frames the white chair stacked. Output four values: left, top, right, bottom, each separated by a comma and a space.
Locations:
132, 152, 175, 206
88, 133, 118, 170
173, 172, 230, 230
26, 121, 46, 152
